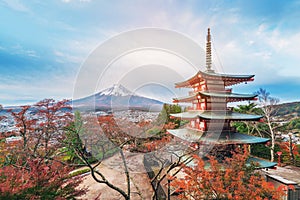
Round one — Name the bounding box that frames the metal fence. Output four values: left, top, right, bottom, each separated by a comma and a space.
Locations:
288, 186, 300, 200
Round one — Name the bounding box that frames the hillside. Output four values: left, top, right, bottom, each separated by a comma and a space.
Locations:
274, 101, 300, 117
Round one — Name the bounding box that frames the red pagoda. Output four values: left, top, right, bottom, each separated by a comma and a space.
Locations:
168, 28, 276, 168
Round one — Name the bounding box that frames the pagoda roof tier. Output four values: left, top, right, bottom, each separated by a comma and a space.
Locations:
175, 71, 254, 88
167, 128, 204, 143
202, 131, 269, 144
168, 129, 269, 144
247, 157, 277, 169
171, 110, 202, 119
185, 156, 277, 169
170, 110, 262, 121
173, 91, 257, 103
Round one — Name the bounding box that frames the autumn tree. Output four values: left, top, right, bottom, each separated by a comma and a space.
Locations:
279, 137, 299, 165
255, 88, 280, 162
0, 99, 86, 199
0, 157, 86, 199
64, 112, 131, 200
145, 149, 195, 200
34, 99, 72, 156
171, 147, 286, 200
8, 105, 35, 150
7, 99, 72, 158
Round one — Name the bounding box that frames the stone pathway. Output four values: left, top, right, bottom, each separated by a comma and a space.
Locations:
77, 152, 153, 200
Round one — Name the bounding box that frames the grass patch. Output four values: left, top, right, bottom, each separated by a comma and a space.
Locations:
69, 168, 90, 177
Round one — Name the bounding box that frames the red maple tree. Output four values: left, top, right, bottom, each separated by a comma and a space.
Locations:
0, 157, 86, 199
171, 147, 286, 200
0, 99, 86, 199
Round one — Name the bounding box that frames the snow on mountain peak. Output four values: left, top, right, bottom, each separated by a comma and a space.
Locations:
99, 84, 133, 96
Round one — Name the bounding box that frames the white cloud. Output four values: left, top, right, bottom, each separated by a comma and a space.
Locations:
4, 0, 298, 105
0, 72, 76, 106
62, 2, 299, 94
10, 44, 39, 58
61, 0, 91, 3
0, 45, 6, 51
2, 0, 30, 12
53, 50, 83, 64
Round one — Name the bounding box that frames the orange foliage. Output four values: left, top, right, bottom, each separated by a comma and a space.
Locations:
279, 141, 299, 163
0, 157, 86, 198
144, 135, 172, 152
0, 99, 86, 199
171, 147, 285, 200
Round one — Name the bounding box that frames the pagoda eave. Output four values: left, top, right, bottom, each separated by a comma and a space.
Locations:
226, 97, 257, 102
201, 131, 270, 144
175, 71, 202, 88
175, 71, 255, 88
170, 111, 202, 120
224, 78, 254, 86
174, 92, 257, 103
168, 129, 270, 145
200, 71, 255, 80
199, 116, 262, 121
167, 128, 204, 143
170, 111, 263, 121
198, 111, 262, 121
247, 157, 277, 169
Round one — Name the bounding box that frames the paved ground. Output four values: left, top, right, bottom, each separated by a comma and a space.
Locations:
262, 165, 300, 186
77, 152, 154, 200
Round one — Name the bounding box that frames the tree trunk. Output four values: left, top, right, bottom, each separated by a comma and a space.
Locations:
271, 135, 275, 162
289, 135, 295, 165
267, 117, 275, 162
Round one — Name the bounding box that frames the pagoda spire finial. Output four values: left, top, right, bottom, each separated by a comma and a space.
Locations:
206, 28, 214, 73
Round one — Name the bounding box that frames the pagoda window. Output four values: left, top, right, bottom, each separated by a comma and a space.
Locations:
193, 103, 197, 110
201, 102, 206, 110
199, 121, 206, 130
191, 120, 195, 128
195, 118, 200, 129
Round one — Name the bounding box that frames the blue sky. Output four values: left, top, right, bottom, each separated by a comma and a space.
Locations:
0, 0, 300, 106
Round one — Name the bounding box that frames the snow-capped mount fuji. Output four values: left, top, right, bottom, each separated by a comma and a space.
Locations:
73, 84, 164, 111
98, 84, 133, 96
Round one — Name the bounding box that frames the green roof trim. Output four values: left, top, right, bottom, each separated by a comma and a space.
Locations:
201, 131, 269, 144
171, 110, 202, 119
247, 157, 277, 169
184, 156, 276, 169
171, 110, 262, 121
174, 91, 257, 102
199, 91, 257, 99
201, 70, 255, 79
167, 128, 204, 142
168, 128, 269, 144
199, 111, 262, 120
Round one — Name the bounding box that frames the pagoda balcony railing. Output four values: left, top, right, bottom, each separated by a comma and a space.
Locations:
186, 126, 205, 132
186, 107, 234, 112
188, 88, 233, 97
225, 88, 232, 93
189, 91, 196, 96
